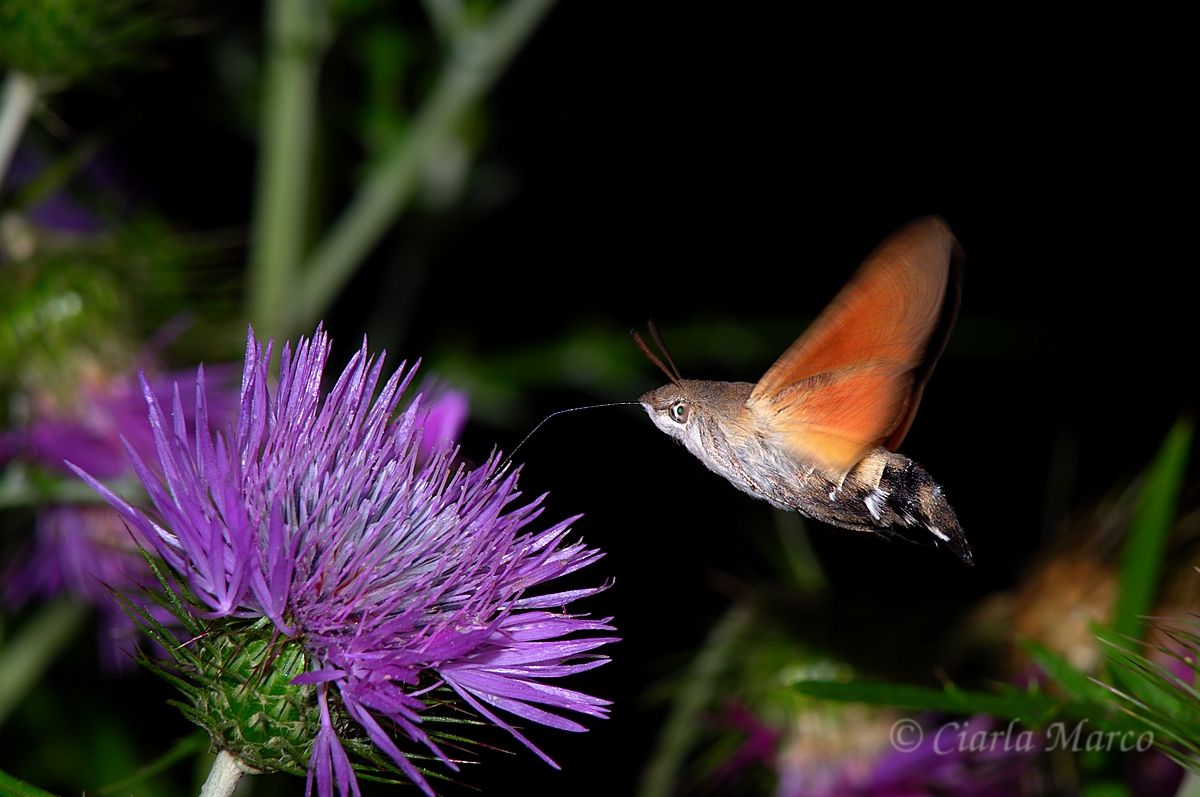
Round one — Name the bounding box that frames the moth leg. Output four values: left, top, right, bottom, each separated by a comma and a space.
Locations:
849, 451, 888, 491
848, 450, 890, 522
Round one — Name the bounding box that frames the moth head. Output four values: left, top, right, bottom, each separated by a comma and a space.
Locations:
632, 321, 699, 441
638, 383, 696, 441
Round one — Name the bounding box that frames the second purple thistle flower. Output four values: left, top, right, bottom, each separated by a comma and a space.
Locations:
75, 326, 618, 797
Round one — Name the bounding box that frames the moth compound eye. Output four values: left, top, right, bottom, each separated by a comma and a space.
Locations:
669, 402, 690, 424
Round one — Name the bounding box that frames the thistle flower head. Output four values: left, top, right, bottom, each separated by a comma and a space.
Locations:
75, 326, 616, 796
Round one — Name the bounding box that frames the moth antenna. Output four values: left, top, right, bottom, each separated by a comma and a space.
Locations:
631, 329, 680, 386
646, 319, 684, 382
500, 402, 639, 471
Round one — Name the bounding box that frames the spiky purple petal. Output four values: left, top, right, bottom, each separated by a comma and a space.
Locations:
307, 686, 361, 797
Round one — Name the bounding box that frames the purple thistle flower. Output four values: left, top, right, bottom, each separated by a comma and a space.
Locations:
74, 326, 617, 797
1, 365, 239, 671
2, 506, 153, 671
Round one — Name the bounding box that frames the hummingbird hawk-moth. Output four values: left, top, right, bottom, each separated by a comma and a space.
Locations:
635, 216, 973, 565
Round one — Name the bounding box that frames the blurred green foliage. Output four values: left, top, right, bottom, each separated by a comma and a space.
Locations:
0, 0, 173, 83
0, 218, 242, 410
0, 247, 128, 403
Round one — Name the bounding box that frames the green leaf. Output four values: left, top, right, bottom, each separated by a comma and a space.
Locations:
793, 677, 1148, 735
1114, 417, 1192, 641
0, 768, 62, 797
1021, 639, 1115, 705
789, 680, 1062, 727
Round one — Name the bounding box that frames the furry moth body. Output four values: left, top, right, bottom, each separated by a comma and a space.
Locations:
637, 217, 973, 565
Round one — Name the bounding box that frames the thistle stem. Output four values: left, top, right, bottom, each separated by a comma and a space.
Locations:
0, 71, 38, 191
289, 0, 557, 339
245, 0, 329, 340
420, 0, 464, 42
198, 750, 246, 797
0, 597, 85, 727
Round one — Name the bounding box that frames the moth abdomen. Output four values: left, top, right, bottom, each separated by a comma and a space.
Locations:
880, 457, 973, 566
